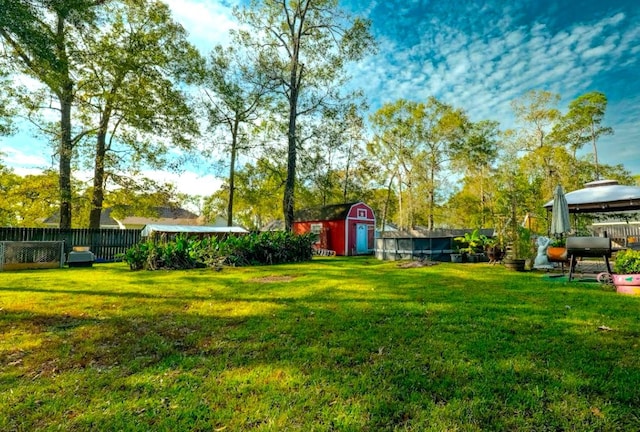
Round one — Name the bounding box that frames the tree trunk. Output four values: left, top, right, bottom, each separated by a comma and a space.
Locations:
227, 118, 239, 227
591, 121, 600, 180
58, 83, 74, 229
56, 14, 74, 229
89, 127, 107, 229
283, 98, 297, 231
428, 163, 436, 230
283, 34, 301, 232
342, 140, 353, 201
89, 91, 118, 229
381, 173, 395, 234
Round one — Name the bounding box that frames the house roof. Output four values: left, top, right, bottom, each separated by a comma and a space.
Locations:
294, 202, 364, 222
260, 220, 285, 231
44, 206, 199, 227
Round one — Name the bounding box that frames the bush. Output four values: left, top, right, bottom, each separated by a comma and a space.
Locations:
118, 242, 151, 270
121, 231, 315, 271
614, 249, 640, 274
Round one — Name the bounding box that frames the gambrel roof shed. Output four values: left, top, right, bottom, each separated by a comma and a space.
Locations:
293, 202, 376, 256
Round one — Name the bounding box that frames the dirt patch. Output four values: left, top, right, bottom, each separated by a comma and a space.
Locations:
251, 275, 298, 283
397, 260, 440, 268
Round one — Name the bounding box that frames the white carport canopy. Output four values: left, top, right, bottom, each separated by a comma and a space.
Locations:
141, 224, 248, 237
543, 180, 640, 213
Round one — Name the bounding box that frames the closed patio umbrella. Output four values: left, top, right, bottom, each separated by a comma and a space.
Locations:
550, 185, 570, 236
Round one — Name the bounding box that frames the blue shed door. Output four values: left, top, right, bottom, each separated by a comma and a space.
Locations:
356, 224, 368, 253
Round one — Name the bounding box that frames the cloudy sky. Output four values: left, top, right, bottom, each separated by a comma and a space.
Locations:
2, 0, 639, 198
350, 0, 640, 172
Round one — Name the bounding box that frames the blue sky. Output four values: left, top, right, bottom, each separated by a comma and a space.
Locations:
348, 0, 640, 173
2, 0, 639, 198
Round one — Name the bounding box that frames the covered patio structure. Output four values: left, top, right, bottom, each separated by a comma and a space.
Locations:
543, 179, 640, 248
542, 180, 640, 279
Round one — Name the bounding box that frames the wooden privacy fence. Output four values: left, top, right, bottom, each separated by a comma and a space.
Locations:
0, 228, 141, 262
590, 224, 640, 249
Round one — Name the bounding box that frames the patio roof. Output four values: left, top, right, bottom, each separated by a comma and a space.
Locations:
543, 180, 640, 213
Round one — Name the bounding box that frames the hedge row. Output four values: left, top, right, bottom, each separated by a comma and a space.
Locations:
120, 231, 316, 271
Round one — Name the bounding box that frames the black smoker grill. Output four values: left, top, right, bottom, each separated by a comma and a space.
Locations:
566, 236, 612, 281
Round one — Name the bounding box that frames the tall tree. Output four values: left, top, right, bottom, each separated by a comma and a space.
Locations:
368, 98, 467, 230
449, 119, 500, 226
201, 44, 272, 227
551, 91, 613, 179
234, 0, 375, 230
202, 158, 284, 229
297, 103, 367, 206
511, 90, 560, 150
0, 169, 60, 227
0, 0, 105, 228
77, 0, 202, 229
369, 99, 424, 230
416, 97, 468, 230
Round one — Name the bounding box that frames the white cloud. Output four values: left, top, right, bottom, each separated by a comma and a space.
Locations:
1, 144, 50, 168
164, 0, 240, 53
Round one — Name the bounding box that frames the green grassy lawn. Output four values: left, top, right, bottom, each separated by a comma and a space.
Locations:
1, 257, 639, 431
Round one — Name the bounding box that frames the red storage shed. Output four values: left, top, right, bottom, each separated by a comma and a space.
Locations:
294, 202, 376, 256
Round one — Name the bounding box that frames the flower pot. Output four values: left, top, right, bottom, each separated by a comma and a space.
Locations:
450, 253, 463, 263
503, 258, 526, 271
546, 246, 567, 262
612, 274, 640, 295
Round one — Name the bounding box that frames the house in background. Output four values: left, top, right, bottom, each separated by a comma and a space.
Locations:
293, 202, 376, 256
260, 220, 285, 232
44, 206, 201, 229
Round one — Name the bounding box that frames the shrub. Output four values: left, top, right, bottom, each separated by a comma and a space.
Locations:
614, 249, 640, 274
118, 241, 151, 270
121, 231, 315, 271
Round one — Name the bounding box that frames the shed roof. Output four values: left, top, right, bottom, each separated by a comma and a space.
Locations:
294, 202, 364, 222
141, 224, 248, 237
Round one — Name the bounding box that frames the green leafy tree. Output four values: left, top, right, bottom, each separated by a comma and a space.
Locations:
369, 99, 424, 229
0, 169, 59, 227
0, 0, 106, 228
416, 97, 469, 229
201, 44, 272, 227
551, 91, 613, 179
297, 103, 368, 206
76, 0, 202, 228
449, 120, 500, 226
202, 158, 284, 229
511, 90, 560, 150
234, 0, 375, 230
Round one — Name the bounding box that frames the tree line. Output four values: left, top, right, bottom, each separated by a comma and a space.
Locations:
0, 0, 633, 243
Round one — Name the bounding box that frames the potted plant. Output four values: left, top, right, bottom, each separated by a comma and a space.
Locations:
503, 227, 532, 271
454, 229, 487, 263
546, 235, 567, 262
612, 249, 640, 295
